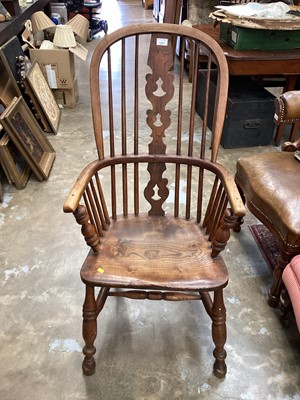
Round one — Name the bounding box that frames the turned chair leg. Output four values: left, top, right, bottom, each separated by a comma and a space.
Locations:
82, 285, 98, 375
211, 289, 227, 378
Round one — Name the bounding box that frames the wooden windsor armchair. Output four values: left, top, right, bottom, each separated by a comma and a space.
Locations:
63, 23, 245, 379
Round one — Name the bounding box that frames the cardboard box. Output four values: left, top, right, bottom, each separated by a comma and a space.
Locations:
53, 77, 79, 108
29, 48, 75, 89
29, 42, 87, 90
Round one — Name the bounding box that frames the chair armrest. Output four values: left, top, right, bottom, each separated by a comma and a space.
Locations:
274, 91, 300, 125
63, 159, 105, 213
63, 156, 245, 256
63, 156, 246, 218
212, 161, 246, 218
63, 158, 113, 253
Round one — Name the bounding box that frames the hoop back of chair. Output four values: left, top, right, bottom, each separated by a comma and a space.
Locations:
90, 24, 228, 161
87, 24, 229, 220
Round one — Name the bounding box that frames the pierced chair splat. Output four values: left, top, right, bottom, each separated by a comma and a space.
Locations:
63, 23, 246, 379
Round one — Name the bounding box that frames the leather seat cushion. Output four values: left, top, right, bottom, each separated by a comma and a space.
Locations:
282, 254, 300, 332
236, 151, 300, 249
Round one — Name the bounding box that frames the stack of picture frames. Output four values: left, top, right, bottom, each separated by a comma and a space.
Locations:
0, 36, 60, 200
0, 96, 56, 181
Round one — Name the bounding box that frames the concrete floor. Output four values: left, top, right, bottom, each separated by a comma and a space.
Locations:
1, 1, 300, 399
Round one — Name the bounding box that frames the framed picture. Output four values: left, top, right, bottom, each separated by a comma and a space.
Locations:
17, 56, 52, 134
0, 36, 24, 97
0, 107, 14, 185
0, 150, 14, 185
0, 57, 19, 107
0, 101, 5, 114
23, 59, 61, 134
0, 168, 3, 203
0, 133, 31, 189
0, 96, 56, 181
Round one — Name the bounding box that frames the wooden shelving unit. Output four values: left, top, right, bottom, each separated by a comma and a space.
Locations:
0, 0, 50, 46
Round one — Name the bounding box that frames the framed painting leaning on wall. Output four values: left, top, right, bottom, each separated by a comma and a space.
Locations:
23, 59, 61, 134
0, 36, 24, 97
0, 97, 56, 181
0, 132, 31, 189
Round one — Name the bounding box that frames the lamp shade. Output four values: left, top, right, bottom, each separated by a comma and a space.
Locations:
31, 11, 56, 35
53, 25, 76, 48
40, 40, 55, 50
67, 14, 89, 44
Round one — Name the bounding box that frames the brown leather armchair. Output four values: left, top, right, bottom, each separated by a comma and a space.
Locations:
235, 91, 300, 307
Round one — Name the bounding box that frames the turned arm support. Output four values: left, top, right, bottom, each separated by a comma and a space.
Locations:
63, 159, 108, 253
74, 204, 101, 253
203, 163, 246, 257
211, 208, 237, 257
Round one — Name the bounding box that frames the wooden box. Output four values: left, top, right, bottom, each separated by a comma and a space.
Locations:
220, 22, 300, 51
196, 70, 276, 149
